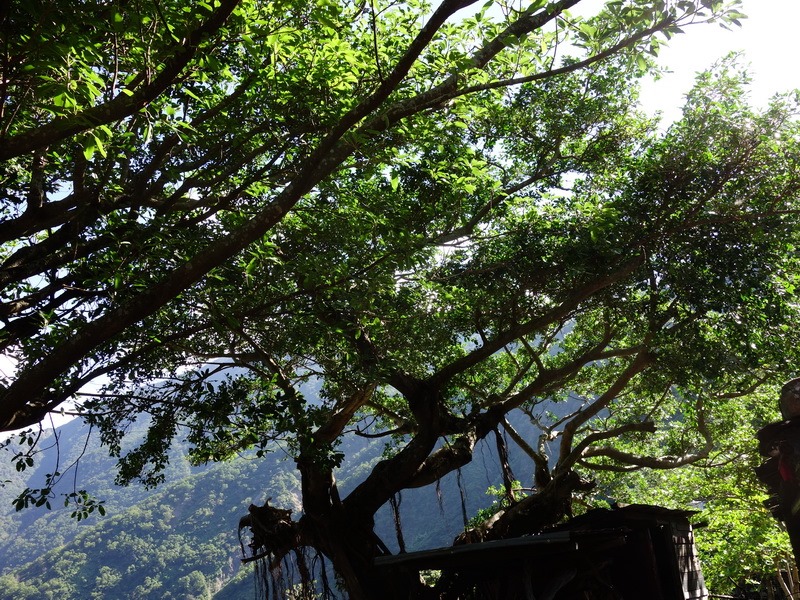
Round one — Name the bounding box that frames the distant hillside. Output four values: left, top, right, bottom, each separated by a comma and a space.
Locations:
0, 412, 531, 598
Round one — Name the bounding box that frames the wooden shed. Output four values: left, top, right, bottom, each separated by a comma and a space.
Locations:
374, 504, 708, 599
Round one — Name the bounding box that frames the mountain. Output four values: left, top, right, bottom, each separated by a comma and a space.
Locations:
0, 413, 530, 598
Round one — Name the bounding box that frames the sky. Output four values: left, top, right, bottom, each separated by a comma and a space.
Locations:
637, 0, 800, 122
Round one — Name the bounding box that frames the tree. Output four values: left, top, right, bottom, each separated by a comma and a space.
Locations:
2, 0, 795, 597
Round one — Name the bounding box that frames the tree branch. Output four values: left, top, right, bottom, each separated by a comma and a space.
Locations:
580, 397, 714, 470
428, 255, 643, 386
560, 420, 656, 472
555, 349, 654, 474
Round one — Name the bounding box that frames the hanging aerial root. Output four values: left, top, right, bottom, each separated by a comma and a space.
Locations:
389, 492, 406, 553
239, 501, 336, 599
239, 499, 297, 565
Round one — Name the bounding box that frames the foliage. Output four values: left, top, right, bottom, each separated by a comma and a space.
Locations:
591, 387, 792, 594
1, 0, 747, 429
467, 480, 524, 527
5, 0, 800, 596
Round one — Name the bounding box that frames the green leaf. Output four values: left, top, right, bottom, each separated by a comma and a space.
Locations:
91, 133, 107, 158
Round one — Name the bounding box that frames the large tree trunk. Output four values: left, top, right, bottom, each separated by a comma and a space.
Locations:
241, 470, 591, 598
240, 374, 592, 598
295, 458, 377, 599
240, 473, 393, 598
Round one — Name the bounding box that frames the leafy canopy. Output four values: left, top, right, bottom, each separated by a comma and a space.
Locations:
1, 0, 747, 425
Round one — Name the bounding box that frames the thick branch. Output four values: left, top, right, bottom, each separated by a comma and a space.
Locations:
300, 0, 482, 167
579, 397, 714, 470
401, 338, 623, 491
555, 350, 653, 474
314, 385, 377, 444
428, 255, 643, 386
359, 0, 581, 135
560, 420, 656, 473
344, 384, 445, 516
502, 416, 550, 484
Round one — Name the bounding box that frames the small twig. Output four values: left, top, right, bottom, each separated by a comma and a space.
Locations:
369, 0, 384, 82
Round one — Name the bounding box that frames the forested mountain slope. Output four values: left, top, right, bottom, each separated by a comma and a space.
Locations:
0, 414, 522, 599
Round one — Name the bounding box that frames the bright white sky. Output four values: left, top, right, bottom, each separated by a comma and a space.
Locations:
637, 0, 800, 122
